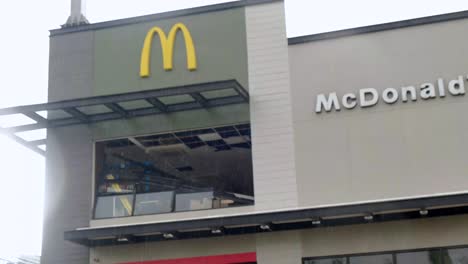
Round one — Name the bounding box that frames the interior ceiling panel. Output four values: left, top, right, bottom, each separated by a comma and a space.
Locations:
102, 123, 253, 195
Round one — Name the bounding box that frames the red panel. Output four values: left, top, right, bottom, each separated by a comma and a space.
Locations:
121, 252, 256, 264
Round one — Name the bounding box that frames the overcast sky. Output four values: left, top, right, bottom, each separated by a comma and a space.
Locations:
1, 0, 468, 259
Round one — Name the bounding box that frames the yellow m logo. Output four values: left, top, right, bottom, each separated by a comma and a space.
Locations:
140, 23, 197, 78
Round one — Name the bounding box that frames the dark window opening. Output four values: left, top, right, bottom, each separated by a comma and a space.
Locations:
93, 123, 254, 219
303, 246, 468, 264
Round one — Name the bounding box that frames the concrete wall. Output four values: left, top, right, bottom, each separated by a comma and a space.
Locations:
42, 31, 95, 264
289, 18, 468, 208
245, 1, 298, 211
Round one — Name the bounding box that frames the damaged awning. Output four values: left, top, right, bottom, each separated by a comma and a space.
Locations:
65, 192, 468, 247
0, 80, 249, 156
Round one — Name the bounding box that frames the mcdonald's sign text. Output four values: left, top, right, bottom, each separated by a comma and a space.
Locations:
315, 74, 467, 113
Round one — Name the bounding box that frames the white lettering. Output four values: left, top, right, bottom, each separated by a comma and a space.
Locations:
401, 86, 417, 102
420, 83, 436, 100
359, 88, 379, 108
315, 93, 341, 113
382, 88, 399, 104
314, 74, 467, 114
342, 93, 357, 109
438, 78, 446, 97
448, 75, 465, 95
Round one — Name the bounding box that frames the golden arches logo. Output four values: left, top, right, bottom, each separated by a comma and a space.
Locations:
140, 23, 197, 78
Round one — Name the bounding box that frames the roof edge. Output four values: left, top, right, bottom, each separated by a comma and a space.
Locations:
288, 9, 468, 45
50, 0, 283, 37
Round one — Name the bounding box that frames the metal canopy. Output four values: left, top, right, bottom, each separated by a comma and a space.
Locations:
65, 192, 468, 247
0, 80, 249, 157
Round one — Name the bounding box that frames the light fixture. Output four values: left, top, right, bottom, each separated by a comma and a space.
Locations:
364, 214, 374, 221
419, 209, 429, 216
116, 236, 129, 243
163, 233, 174, 239
312, 219, 322, 225
260, 224, 271, 231
211, 228, 223, 235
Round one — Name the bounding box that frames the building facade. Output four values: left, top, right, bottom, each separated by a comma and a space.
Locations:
32, 0, 468, 263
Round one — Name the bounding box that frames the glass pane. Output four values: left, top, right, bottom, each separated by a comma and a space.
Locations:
444, 248, 468, 264
304, 258, 346, 264
175, 192, 214, 212
94, 194, 134, 219
78, 105, 112, 115
159, 94, 195, 105
397, 250, 441, 264
350, 254, 393, 264
37, 109, 72, 120
201, 88, 238, 99
94, 123, 254, 218
119, 100, 153, 110
134, 192, 174, 215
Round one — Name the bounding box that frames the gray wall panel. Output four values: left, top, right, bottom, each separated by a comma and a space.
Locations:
48, 31, 94, 101
289, 18, 468, 207
42, 126, 93, 264
42, 31, 95, 264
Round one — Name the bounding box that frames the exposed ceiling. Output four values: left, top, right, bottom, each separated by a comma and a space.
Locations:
100, 123, 254, 196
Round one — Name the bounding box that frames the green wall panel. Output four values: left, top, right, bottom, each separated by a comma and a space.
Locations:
94, 7, 249, 96
91, 7, 250, 139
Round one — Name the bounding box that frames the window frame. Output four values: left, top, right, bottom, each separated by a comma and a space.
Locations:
91, 123, 255, 220
303, 245, 468, 264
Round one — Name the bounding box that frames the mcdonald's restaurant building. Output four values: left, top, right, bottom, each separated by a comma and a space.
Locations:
19, 0, 468, 263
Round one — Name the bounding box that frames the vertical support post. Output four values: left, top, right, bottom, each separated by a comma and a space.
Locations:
64, 0, 89, 27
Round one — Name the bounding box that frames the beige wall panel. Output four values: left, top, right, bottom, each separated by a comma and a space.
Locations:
256, 231, 302, 264
289, 18, 468, 207
302, 214, 468, 258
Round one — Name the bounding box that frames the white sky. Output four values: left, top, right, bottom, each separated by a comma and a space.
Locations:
1, 0, 468, 259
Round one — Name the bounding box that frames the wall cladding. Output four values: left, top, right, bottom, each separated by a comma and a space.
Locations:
42, 31, 95, 264
246, 2, 298, 211
289, 18, 468, 207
